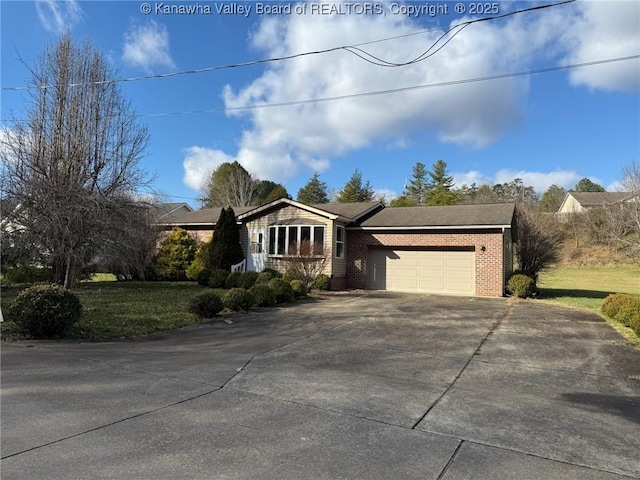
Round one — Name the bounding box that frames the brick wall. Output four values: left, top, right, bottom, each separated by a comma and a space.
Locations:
345, 230, 507, 297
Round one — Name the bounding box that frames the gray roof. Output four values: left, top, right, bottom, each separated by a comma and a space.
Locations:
159, 206, 255, 225
310, 202, 383, 221
569, 192, 635, 207
357, 203, 515, 228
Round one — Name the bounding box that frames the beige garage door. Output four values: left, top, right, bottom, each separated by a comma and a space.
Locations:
368, 249, 475, 295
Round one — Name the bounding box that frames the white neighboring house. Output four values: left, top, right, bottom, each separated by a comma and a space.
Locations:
557, 192, 638, 219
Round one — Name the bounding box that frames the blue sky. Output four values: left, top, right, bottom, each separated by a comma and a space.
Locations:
1, 0, 639, 207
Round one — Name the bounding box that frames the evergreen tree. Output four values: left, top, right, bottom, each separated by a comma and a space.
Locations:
152, 228, 197, 281
539, 185, 567, 212
263, 184, 290, 204
336, 169, 375, 203
297, 173, 329, 204
573, 178, 605, 192
208, 207, 245, 270
425, 160, 458, 205
404, 162, 428, 204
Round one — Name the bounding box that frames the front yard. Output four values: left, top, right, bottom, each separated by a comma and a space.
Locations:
1, 281, 213, 340
538, 265, 640, 345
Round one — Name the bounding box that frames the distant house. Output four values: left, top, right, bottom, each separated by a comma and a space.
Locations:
557, 192, 637, 216
154, 202, 193, 221
159, 198, 516, 297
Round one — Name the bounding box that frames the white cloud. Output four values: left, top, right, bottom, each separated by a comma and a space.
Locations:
35, 0, 83, 33
182, 146, 234, 192
492, 169, 588, 193
122, 21, 175, 72
563, 1, 640, 92
452, 170, 493, 188
183, 0, 637, 190
454, 169, 586, 192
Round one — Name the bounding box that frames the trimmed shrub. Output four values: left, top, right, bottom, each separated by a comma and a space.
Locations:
507, 274, 535, 298
196, 269, 211, 287
225, 271, 242, 289
240, 271, 259, 289
281, 271, 295, 284
224, 288, 254, 312
152, 227, 197, 281
602, 293, 634, 320
290, 279, 307, 298
10, 284, 82, 338
249, 283, 276, 307
255, 271, 276, 285
208, 269, 229, 289
312, 274, 331, 291
261, 268, 282, 279
602, 294, 640, 335
188, 291, 224, 318
268, 278, 294, 303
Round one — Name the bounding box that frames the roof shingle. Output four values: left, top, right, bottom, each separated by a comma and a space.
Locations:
357, 203, 515, 228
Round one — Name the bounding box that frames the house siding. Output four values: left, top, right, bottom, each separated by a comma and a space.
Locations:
346, 230, 507, 297
244, 205, 335, 276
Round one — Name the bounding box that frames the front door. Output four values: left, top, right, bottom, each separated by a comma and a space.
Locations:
247, 229, 265, 272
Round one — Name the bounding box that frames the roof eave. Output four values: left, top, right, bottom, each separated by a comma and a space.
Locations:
347, 224, 513, 231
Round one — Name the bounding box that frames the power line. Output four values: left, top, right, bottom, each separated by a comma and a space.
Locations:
3, 55, 637, 123
1, 0, 576, 91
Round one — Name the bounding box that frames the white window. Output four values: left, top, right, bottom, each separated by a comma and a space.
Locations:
335, 226, 345, 259
268, 225, 325, 257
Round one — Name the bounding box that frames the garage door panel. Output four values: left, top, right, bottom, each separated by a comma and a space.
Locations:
368, 249, 475, 295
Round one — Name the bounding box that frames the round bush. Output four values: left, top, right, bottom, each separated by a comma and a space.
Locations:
225, 271, 242, 289
261, 268, 282, 278
249, 283, 276, 307
268, 278, 294, 303
208, 269, 229, 288
290, 279, 307, 298
507, 274, 535, 298
602, 294, 640, 335
10, 284, 82, 338
188, 291, 224, 318
196, 269, 211, 287
312, 274, 331, 291
255, 271, 276, 285
240, 271, 259, 289
281, 271, 295, 284
224, 288, 254, 312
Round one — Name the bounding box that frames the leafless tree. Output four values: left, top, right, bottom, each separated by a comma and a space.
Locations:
203, 161, 257, 207
605, 160, 640, 258
514, 204, 562, 282
281, 240, 330, 289
1, 35, 152, 288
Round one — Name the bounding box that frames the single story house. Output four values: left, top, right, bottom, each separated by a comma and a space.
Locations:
557, 192, 636, 216
159, 199, 516, 297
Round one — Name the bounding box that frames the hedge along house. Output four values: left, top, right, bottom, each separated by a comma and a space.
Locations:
160, 199, 516, 297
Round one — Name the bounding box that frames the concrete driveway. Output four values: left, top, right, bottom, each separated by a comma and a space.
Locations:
1, 293, 639, 479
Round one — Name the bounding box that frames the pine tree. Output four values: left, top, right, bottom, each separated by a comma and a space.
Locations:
336, 169, 375, 203
297, 173, 329, 204
425, 160, 459, 205
404, 162, 428, 204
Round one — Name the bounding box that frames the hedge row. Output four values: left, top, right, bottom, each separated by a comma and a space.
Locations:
601, 293, 640, 336
189, 277, 309, 318
197, 268, 331, 292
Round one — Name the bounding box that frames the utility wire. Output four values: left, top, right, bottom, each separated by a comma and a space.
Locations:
3, 54, 637, 123
1, 0, 576, 91
141, 54, 640, 116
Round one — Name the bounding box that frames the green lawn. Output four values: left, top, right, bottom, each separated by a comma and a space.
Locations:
1, 281, 219, 340
537, 265, 640, 345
